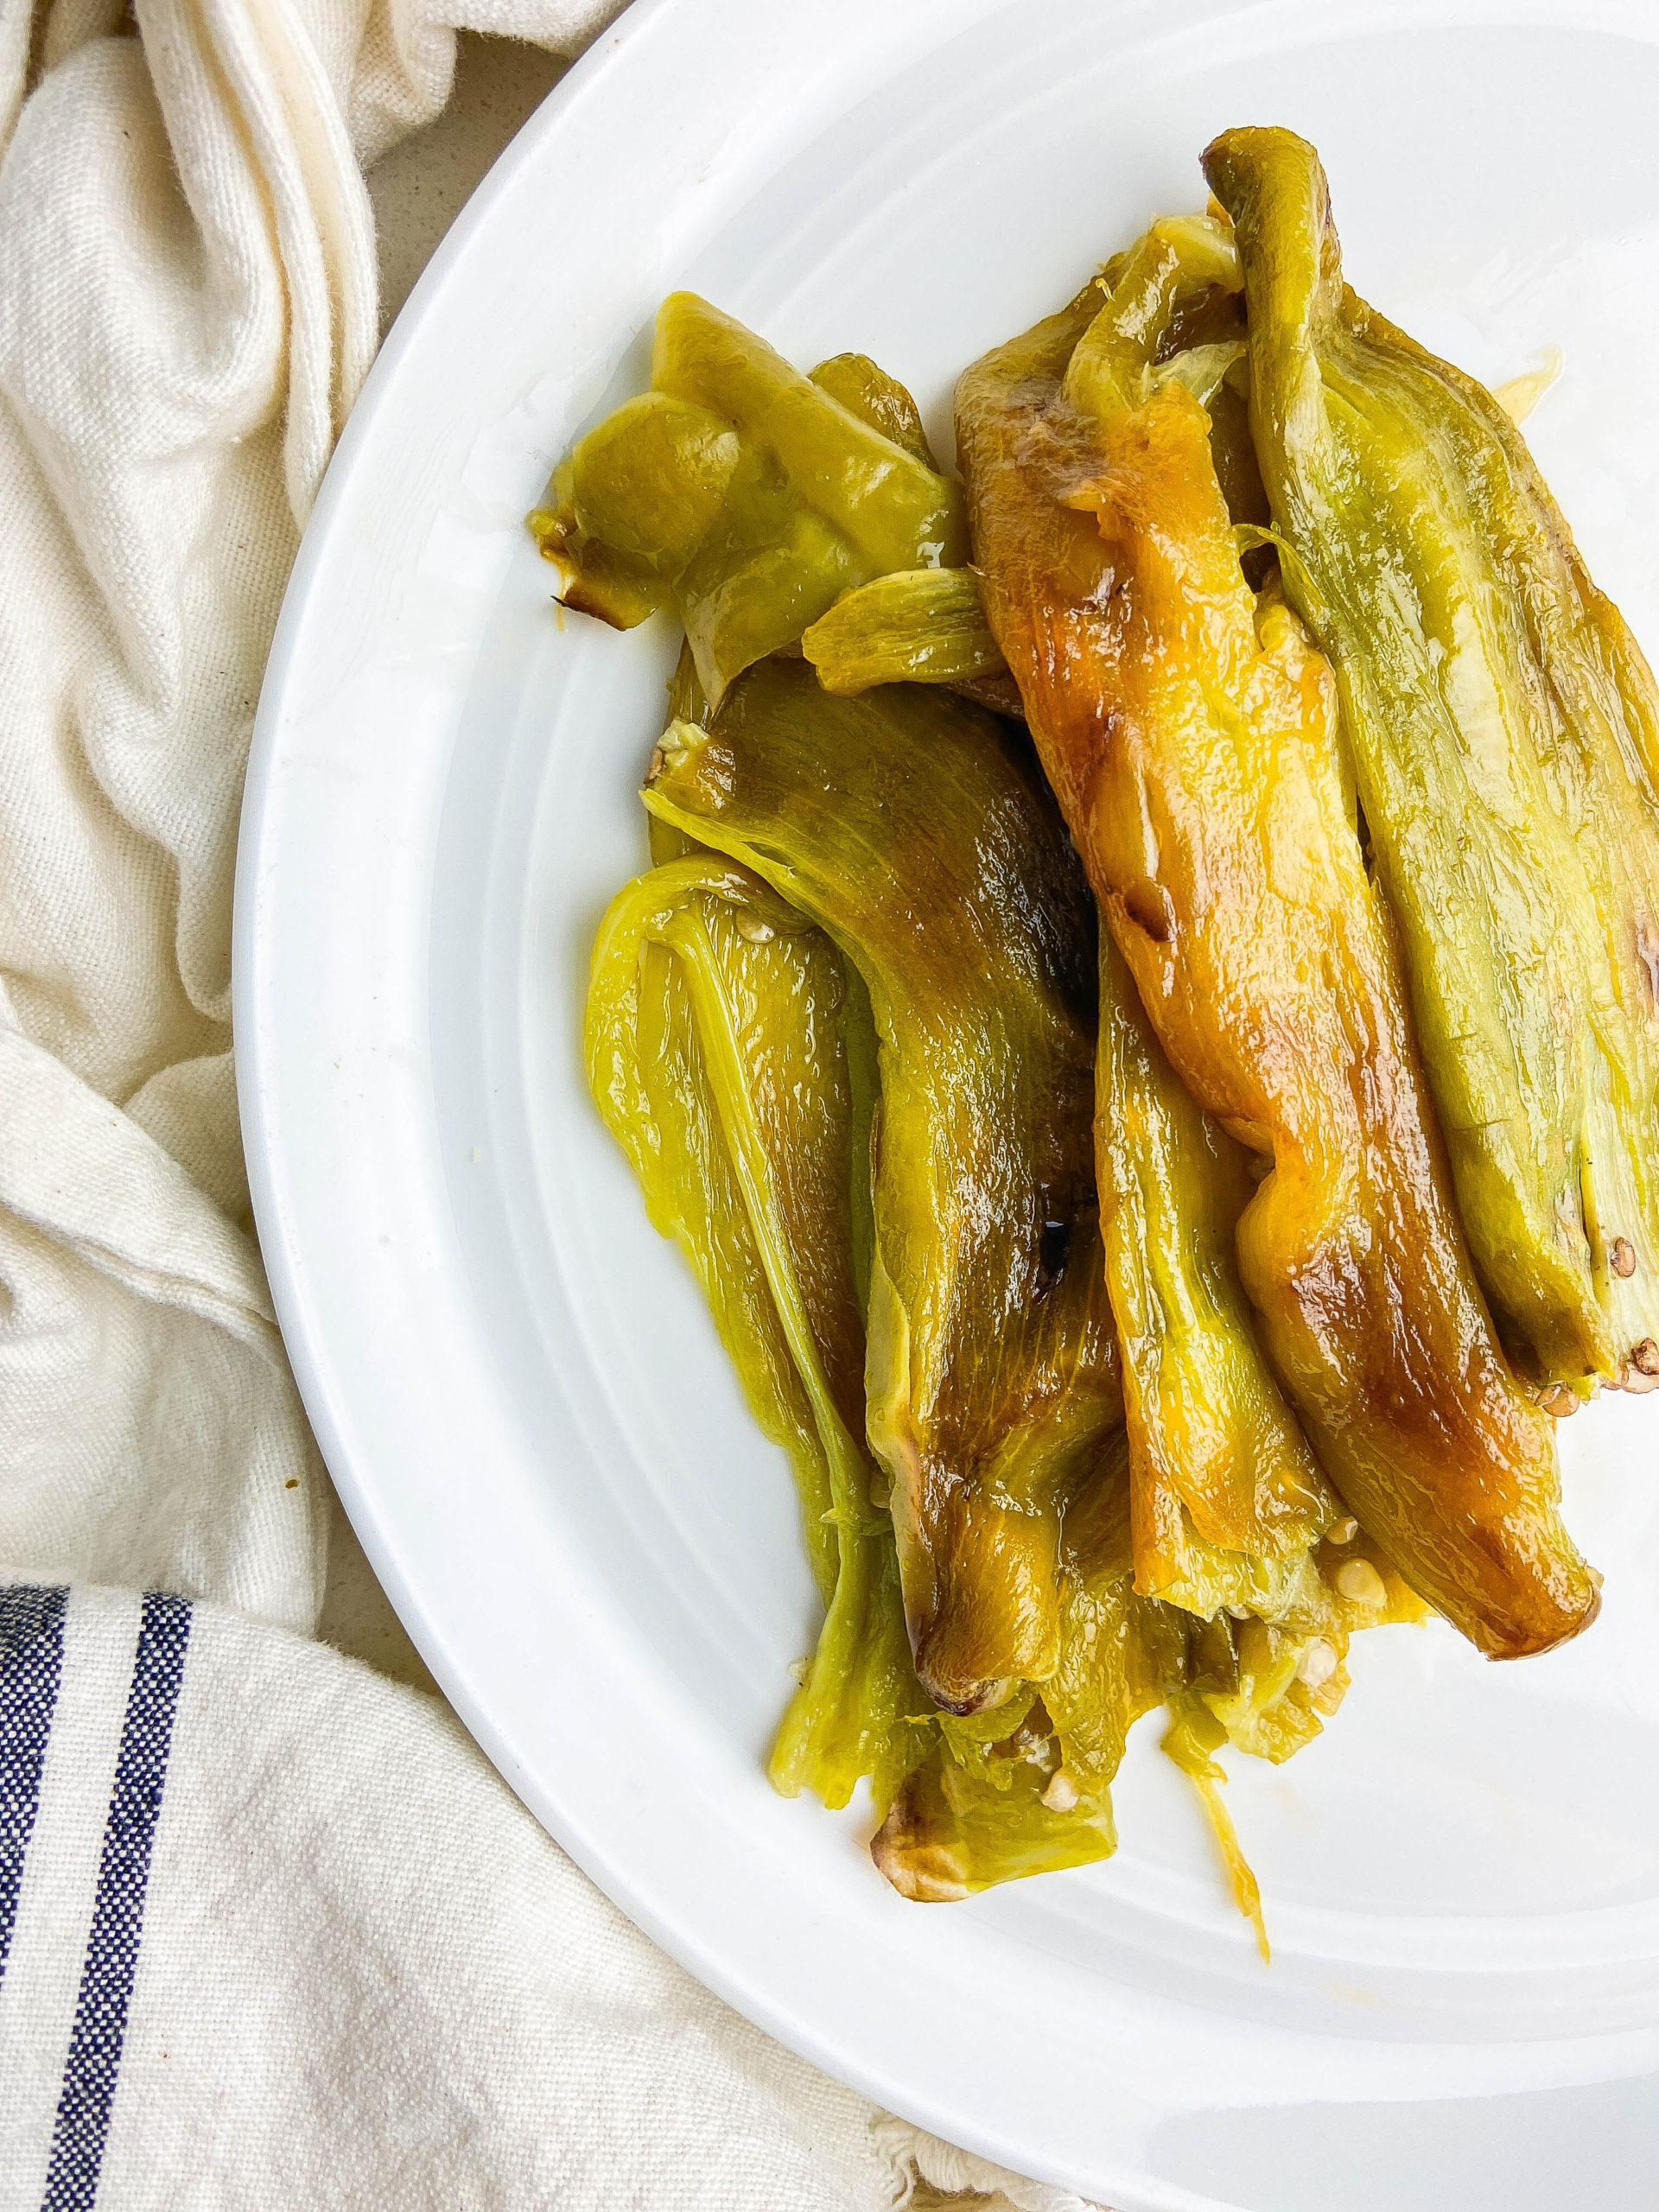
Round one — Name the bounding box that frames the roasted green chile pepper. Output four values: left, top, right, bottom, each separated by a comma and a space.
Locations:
643, 643, 714, 866
942, 255, 1343, 1640
797, 350, 938, 468
871, 1727, 1117, 1900
800, 567, 1021, 715
1206, 126, 1659, 1402
531, 297, 968, 702
585, 855, 923, 1806
872, 1446, 1184, 1899
958, 220, 1600, 1660
1096, 930, 1341, 1620
1097, 912, 1420, 1779
586, 817, 1197, 1900
643, 659, 1121, 1713
586, 846, 1188, 1894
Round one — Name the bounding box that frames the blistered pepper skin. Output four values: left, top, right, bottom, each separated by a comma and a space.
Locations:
644, 660, 1121, 1712
1205, 127, 1659, 1399
957, 265, 1600, 1661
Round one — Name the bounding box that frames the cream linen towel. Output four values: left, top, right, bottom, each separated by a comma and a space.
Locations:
0, 1584, 1099, 2210
0, 3, 1104, 2205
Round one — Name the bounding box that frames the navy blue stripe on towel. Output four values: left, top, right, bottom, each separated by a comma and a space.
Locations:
0, 1586, 68, 1988
41, 1592, 193, 2212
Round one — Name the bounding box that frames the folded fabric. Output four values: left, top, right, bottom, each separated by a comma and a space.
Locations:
0, 1580, 1084, 2210
0, 0, 636, 1633
0, 0, 1106, 2202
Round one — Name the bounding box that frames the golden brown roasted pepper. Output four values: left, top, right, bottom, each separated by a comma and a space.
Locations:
643, 659, 1121, 1713
957, 229, 1600, 1661
1206, 126, 1659, 1400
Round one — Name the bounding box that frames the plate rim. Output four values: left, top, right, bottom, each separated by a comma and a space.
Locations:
234, 3, 1659, 2202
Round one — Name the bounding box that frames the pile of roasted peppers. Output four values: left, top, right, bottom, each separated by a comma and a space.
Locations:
550, 128, 1653, 1941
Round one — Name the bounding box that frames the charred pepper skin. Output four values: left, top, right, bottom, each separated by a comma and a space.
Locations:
957, 250, 1601, 1662
1205, 126, 1659, 1400
643, 659, 1121, 1713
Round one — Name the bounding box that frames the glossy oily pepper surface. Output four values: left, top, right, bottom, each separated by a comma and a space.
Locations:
530, 298, 967, 703
586, 851, 1177, 1895
872, 1442, 1185, 1900
1206, 126, 1659, 1400
586, 855, 923, 1807
801, 566, 1019, 713
1095, 929, 1341, 1621
643, 658, 1122, 1713
957, 232, 1600, 1660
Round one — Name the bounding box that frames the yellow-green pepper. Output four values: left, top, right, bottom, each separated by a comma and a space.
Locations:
585, 854, 923, 1806
873, 1445, 1185, 1899
1206, 125, 1659, 1401
1096, 930, 1341, 1618
800, 566, 1021, 715
643, 659, 1121, 1714
531, 296, 967, 703
957, 217, 1600, 1661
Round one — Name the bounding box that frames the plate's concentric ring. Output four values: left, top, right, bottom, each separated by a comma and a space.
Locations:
238, 5, 1659, 2203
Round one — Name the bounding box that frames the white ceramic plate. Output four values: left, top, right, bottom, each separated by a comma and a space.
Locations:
237, 4, 1659, 2203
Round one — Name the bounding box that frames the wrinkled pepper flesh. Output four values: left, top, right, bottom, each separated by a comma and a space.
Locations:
1207, 126, 1659, 1402
586, 853, 1198, 1900
957, 221, 1601, 1660
801, 567, 1022, 717
873, 1445, 1179, 1898
585, 855, 925, 1807
643, 659, 1122, 1714
530, 297, 967, 703
561, 119, 1659, 1915
1096, 927, 1342, 1624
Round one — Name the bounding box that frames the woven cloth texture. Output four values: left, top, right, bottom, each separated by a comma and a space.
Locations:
0, 4, 1103, 2205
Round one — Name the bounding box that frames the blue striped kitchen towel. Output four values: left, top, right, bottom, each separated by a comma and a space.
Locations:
0, 1580, 1011, 2212
3, 1587, 189, 2211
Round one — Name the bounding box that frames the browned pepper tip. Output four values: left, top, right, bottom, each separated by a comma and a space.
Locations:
870, 1791, 969, 1904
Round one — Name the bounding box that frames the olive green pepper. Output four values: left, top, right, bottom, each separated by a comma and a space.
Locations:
1206, 126, 1659, 1400
958, 218, 1600, 1661
644, 643, 714, 866
585, 854, 923, 1807
803, 351, 938, 467
872, 1445, 1182, 1899
643, 659, 1120, 1714
531, 296, 968, 703
800, 567, 1020, 714
871, 1700, 1117, 1900
1096, 930, 1342, 1621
